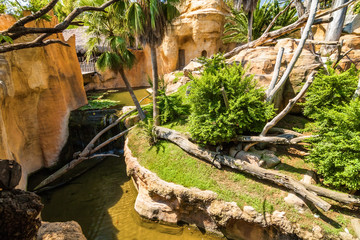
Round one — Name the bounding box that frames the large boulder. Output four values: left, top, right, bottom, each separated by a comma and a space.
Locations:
37, 221, 87, 240
0, 160, 21, 190
0, 15, 87, 189
0, 189, 43, 240
229, 38, 322, 112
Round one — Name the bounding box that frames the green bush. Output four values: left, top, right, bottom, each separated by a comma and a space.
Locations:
157, 89, 190, 124
306, 99, 360, 191
303, 65, 359, 119
188, 55, 275, 145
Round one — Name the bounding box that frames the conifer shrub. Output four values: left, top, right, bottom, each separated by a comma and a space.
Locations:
188, 55, 275, 145
306, 99, 360, 191
303, 65, 358, 119
303, 65, 360, 191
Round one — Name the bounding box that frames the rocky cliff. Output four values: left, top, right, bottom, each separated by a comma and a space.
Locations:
0, 14, 87, 189
81, 0, 232, 91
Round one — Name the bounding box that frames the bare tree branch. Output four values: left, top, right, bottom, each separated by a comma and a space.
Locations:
262, 71, 317, 137
223, 0, 354, 59
263, 0, 294, 35
7, 0, 59, 32
266, 0, 318, 103
0, 0, 120, 53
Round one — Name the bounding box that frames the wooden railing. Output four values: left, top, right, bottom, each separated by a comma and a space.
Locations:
79, 57, 96, 74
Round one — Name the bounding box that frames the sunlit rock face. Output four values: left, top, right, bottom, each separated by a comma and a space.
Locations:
78, 0, 233, 91
229, 38, 322, 113
0, 14, 87, 189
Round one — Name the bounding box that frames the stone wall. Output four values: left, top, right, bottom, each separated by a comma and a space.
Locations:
0, 14, 87, 189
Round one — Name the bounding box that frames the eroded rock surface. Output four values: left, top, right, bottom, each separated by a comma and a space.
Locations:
0, 15, 87, 188
37, 221, 87, 240
0, 189, 43, 240
229, 38, 322, 113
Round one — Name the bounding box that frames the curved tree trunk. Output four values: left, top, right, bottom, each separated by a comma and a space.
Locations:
150, 44, 160, 126
119, 68, 146, 120
321, 0, 349, 55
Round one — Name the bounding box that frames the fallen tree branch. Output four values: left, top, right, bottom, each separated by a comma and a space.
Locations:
262, 71, 317, 137
79, 108, 137, 157
154, 126, 331, 211
236, 135, 315, 144
34, 127, 132, 191
303, 183, 360, 206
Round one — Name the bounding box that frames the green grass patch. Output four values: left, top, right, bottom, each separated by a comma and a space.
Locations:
127, 125, 357, 238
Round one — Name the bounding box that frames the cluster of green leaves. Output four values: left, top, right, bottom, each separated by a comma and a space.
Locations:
157, 89, 190, 124
80, 93, 120, 110
304, 65, 360, 191
223, 0, 297, 43
3, 0, 52, 20
303, 65, 359, 119
188, 55, 275, 145
306, 100, 360, 191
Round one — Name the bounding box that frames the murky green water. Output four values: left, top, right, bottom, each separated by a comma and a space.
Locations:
38, 157, 222, 240
99, 88, 152, 107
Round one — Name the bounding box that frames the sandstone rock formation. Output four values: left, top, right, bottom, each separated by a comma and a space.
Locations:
37, 221, 87, 240
0, 14, 87, 189
68, 0, 232, 91
229, 38, 322, 112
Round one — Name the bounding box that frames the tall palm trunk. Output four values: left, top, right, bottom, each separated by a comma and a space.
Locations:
150, 44, 160, 126
119, 68, 146, 120
248, 11, 253, 42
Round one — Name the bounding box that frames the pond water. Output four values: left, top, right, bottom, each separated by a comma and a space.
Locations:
37, 156, 223, 240
91, 88, 152, 108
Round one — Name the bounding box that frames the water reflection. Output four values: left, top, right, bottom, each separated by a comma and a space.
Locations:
39, 157, 222, 240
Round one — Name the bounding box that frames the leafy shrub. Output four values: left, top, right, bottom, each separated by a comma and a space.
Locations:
157, 89, 190, 124
188, 55, 275, 145
80, 99, 120, 110
306, 99, 360, 191
303, 65, 359, 119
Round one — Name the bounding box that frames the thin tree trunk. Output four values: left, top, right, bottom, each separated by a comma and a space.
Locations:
119, 68, 146, 121
266, 47, 284, 99
266, 0, 319, 103
150, 44, 160, 126
248, 11, 253, 42
321, 0, 349, 55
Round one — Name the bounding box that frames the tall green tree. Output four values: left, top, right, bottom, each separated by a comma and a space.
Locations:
83, 0, 146, 120
126, 0, 179, 126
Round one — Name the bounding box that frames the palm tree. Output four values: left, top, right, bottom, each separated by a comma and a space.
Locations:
233, 0, 260, 42
126, 0, 179, 126
83, 0, 146, 120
